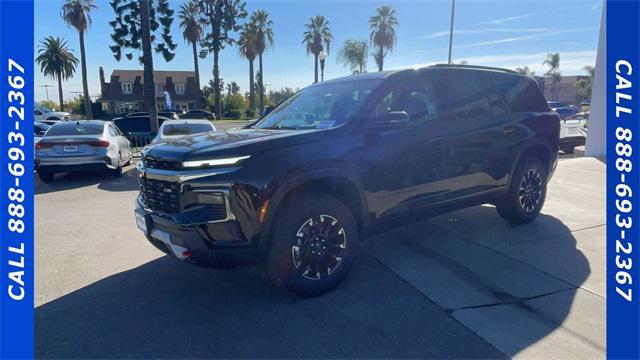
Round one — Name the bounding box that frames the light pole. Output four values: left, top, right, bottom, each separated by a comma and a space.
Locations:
39, 85, 53, 101
319, 51, 327, 82
448, 0, 456, 64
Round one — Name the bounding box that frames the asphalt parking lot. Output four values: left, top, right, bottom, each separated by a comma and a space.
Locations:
34, 154, 605, 359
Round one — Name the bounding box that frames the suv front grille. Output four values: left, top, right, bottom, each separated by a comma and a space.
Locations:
139, 178, 181, 214
143, 155, 182, 171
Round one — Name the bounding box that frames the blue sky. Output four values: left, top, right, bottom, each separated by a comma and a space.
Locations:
34, 0, 602, 102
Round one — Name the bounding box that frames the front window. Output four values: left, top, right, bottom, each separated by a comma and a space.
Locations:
175, 83, 185, 95
254, 80, 381, 130
155, 83, 165, 96
121, 82, 133, 94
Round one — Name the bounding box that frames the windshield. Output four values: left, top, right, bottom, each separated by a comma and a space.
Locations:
255, 80, 381, 130
46, 122, 104, 136
162, 122, 213, 136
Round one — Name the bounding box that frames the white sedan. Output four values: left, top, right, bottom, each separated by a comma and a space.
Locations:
153, 119, 217, 142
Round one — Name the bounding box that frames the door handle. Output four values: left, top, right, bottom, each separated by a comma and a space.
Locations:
502, 126, 516, 134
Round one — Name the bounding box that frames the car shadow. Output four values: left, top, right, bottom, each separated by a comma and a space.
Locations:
35, 206, 593, 359
35, 166, 139, 195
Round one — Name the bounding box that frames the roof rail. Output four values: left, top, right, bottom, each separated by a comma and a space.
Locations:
429, 63, 518, 74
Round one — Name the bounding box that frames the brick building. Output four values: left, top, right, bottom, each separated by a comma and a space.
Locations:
98, 68, 200, 115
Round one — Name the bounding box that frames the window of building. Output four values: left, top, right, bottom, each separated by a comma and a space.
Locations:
175, 83, 185, 95
155, 83, 165, 96
121, 82, 133, 94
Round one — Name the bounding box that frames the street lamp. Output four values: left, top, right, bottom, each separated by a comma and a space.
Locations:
319, 51, 327, 82
447, 0, 456, 64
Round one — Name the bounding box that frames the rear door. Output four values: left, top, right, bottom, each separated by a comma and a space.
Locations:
434, 70, 516, 199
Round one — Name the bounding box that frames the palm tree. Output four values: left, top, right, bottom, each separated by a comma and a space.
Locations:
303, 15, 332, 83
338, 39, 368, 74
250, 10, 274, 114
543, 53, 561, 100
574, 65, 595, 101
35, 37, 79, 111
238, 23, 258, 114
61, 0, 96, 118
226, 81, 240, 96
179, 1, 203, 108
514, 66, 535, 77
369, 5, 398, 71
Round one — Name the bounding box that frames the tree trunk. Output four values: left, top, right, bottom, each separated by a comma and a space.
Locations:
258, 53, 264, 114
192, 41, 201, 109
139, 0, 158, 131
314, 54, 318, 83
78, 30, 92, 118
213, 48, 221, 119
249, 59, 255, 113
378, 45, 384, 71
57, 73, 64, 111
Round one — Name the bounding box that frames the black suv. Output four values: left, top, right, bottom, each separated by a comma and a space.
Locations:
135, 65, 559, 296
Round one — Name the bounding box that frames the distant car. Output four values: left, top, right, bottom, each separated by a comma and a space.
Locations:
559, 112, 589, 153
547, 101, 569, 110
126, 111, 181, 120
112, 115, 170, 147
182, 109, 216, 120
35, 120, 132, 182
580, 99, 591, 112
34, 105, 70, 121
553, 106, 578, 119
34, 122, 50, 144
39, 119, 63, 127
153, 119, 217, 143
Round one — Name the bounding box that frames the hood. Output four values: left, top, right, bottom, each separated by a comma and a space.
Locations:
142, 128, 327, 162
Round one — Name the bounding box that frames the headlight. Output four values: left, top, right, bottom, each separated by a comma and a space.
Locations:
182, 155, 250, 168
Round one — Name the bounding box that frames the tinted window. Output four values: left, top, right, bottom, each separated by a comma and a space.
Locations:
162, 123, 213, 135
374, 77, 438, 122
114, 117, 152, 132
435, 72, 506, 123
34, 123, 50, 136
496, 75, 548, 113
46, 122, 104, 136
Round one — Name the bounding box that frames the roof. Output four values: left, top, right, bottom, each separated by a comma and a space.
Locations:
110, 70, 196, 84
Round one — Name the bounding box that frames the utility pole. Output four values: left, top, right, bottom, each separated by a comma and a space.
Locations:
448, 0, 456, 64
39, 85, 54, 101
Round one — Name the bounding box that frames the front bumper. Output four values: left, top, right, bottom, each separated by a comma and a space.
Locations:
135, 195, 261, 268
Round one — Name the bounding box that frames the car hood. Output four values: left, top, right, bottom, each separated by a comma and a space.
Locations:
142, 128, 327, 162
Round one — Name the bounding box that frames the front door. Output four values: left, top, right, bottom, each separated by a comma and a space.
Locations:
359, 74, 449, 219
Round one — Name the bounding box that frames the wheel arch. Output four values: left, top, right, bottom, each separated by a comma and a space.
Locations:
258, 170, 369, 256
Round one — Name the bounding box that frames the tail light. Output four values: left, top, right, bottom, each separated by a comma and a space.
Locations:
90, 140, 110, 148
35, 142, 52, 150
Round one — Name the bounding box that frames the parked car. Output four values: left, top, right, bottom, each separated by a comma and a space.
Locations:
182, 109, 216, 120
153, 119, 217, 143
35, 120, 132, 182
580, 99, 591, 112
559, 111, 589, 153
126, 111, 181, 120
38, 119, 63, 127
135, 65, 559, 296
34, 122, 50, 144
553, 106, 578, 119
547, 101, 569, 110
112, 115, 170, 147
34, 105, 70, 121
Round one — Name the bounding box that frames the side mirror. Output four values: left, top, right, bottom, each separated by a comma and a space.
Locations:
374, 111, 410, 127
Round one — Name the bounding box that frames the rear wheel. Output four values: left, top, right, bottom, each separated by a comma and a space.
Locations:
267, 193, 359, 297
110, 155, 123, 178
38, 171, 55, 182
496, 157, 547, 224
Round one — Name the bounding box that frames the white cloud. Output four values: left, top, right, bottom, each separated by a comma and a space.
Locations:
443, 27, 592, 50
419, 27, 549, 40
477, 13, 537, 26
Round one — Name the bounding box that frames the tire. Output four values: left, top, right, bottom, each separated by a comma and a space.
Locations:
38, 171, 55, 182
267, 193, 359, 297
496, 157, 547, 224
110, 156, 123, 178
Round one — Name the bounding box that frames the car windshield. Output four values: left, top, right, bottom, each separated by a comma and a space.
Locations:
46, 122, 104, 136
254, 80, 381, 130
162, 122, 213, 136
37, 106, 52, 113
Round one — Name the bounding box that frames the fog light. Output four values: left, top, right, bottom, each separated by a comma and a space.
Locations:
195, 192, 225, 205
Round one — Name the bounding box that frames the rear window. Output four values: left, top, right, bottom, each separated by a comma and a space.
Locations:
495, 75, 548, 113
162, 123, 213, 136
114, 117, 151, 132
46, 122, 104, 136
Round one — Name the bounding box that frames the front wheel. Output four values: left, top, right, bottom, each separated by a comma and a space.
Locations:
496, 157, 548, 224
267, 193, 359, 297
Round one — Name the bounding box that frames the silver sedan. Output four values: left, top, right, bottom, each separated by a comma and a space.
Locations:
35, 120, 132, 182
